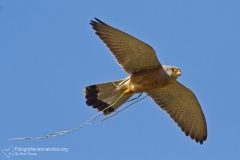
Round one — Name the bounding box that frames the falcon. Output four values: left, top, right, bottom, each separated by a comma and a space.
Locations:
84, 18, 207, 144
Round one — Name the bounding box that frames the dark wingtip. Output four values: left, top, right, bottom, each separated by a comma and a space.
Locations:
183, 129, 207, 145
196, 134, 207, 145
203, 134, 207, 141
94, 17, 106, 24
90, 17, 106, 25
198, 134, 207, 145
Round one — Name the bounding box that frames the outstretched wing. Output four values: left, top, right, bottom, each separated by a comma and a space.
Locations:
146, 81, 207, 144
90, 18, 162, 74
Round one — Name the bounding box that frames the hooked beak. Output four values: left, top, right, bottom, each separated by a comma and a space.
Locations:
174, 68, 181, 76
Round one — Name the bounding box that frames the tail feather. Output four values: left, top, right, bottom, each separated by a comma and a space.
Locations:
84, 78, 134, 115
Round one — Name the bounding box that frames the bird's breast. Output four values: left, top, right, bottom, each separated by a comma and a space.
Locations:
129, 67, 170, 93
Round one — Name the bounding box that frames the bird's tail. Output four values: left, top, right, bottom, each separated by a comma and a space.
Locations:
84, 78, 134, 115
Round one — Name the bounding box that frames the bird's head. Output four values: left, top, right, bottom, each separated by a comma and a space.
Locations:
163, 65, 181, 80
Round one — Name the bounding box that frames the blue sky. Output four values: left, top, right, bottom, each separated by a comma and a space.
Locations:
1, 1, 240, 159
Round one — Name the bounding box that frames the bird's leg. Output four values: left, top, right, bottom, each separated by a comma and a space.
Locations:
105, 75, 147, 113
124, 87, 132, 94
123, 75, 147, 94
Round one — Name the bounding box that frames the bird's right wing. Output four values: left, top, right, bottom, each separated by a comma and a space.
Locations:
146, 80, 207, 144
90, 18, 162, 74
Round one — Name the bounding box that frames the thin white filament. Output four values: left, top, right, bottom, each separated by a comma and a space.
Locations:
9, 94, 146, 141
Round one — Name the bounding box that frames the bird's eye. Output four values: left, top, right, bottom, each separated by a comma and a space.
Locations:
172, 68, 175, 71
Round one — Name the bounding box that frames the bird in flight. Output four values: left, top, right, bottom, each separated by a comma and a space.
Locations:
84, 18, 207, 144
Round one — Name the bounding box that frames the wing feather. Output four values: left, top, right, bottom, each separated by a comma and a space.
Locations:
90, 18, 161, 74
146, 80, 207, 144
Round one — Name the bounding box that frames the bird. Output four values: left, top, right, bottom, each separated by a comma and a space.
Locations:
84, 18, 207, 144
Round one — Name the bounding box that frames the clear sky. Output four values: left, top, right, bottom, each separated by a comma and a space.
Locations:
1, 1, 240, 159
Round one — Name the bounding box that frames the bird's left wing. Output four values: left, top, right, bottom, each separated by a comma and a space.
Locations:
146, 80, 207, 144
